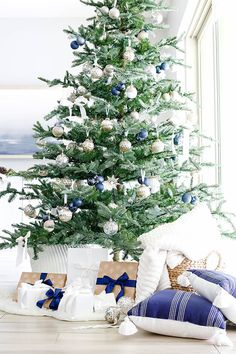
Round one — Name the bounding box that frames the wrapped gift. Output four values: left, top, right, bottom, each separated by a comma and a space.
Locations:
58, 278, 94, 318
67, 247, 109, 289
18, 281, 52, 309
94, 290, 116, 313
15, 272, 67, 302
95, 261, 138, 301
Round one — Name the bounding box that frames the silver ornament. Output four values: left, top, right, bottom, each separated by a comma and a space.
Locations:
52, 125, 64, 138
130, 111, 140, 120
91, 67, 103, 80
119, 139, 132, 153
50, 208, 58, 217
103, 219, 119, 236
83, 62, 93, 74
155, 12, 163, 25
82, 139, 94, 152
151, 139, 165, 153
24, 204, 37, 218
162, 93, 171, 101
136, 185, 151, 199
55, 153, 69, 166
77, 86, 87, 95
58, 207, 73, 222
123, 48, 135, 62
137, 30, 149, 40
100, 5, 109, 15
101, 119, 113, 132
43, 219, 55, 232
105, 306, 121, 324
36, 138, 46, 147
38, 168, 48, 177
125, 85, 137, 99
109, 7, 120, 20
66, 141, 78, 150
103, 64, 114, 76
117, 297, 135, 314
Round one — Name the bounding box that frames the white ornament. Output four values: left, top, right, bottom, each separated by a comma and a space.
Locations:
91, 67, 103, 80
36, 138, 46, 147
154, 12, 163, 25
162, 93, 171, 101
136, 185, 151, 199
55, 153, 69, 166
52, 125, 64, 138
119, 139, 132, 153
123, 48, 135, 62
125, 85, 137, 99
43, 219, 55, 232
151, 139, 165, 153
145, 64, 156, 77
137, 30, 149, 40
103, 219, 119, 236
148, 176, 161, 194
130, 111, 140, 120
82, 139, 94, 152
24, 204, 37, 218
78, 86, 87, 95
58, 207, 73, 222
100, 6, 109, 15
109, 7, 120, 20
103, 64, 114, 76
101, 119, 113, 132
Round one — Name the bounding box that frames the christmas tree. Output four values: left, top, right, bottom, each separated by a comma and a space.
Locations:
0, 0, 235, 260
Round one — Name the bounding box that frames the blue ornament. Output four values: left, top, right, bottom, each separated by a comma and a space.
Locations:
73, 198, 83, 208
111, 87, 120, 96
156, 66, 161, 74
69, 202, 77, 212
70, 40, 79, 49
182, 192, 192, 204
95, 182, 104, 192
87, 177, 96, 186
96, 175, 104, 183
77, 36, 86, 45
191, 196, 198, 205
137, 128, 148, 141
42, 215, 49, 222
160, 62, 169, 71
138, 176, 150, 186
116, 82, 125, 91
173, 133, 181, 146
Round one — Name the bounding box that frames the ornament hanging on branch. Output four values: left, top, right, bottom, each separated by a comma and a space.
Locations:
137, 30, 149, 41
91, 66, 103, 80
103, 64, 115, 77
52, 125, 64, 138
151, 139, 165, 153
55, 153, 69, 167
43, 213, 55, 233
123, 47, 135, 62
101, 118, 113, 132
119, 138, 132, 153
58, 207, 73, 222
109, 7, 120, 20
24, 204, 37, 218
82, 138, 94, 152
99, 6, 109, 15
103, 219, 119, 236
136, 128, 148, 141
125, 85, 137, 99
130, 111, 140, 121
136, 185, 151, 199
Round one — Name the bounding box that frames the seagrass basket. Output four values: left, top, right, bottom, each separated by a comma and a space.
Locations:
167, 250, 223, 292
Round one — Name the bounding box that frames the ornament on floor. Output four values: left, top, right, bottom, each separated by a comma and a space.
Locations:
24, 204, 37, 218
105, 306, 121, 324
55, 153, 69, 167
119, 138, 132, 153
52, 125, 64, 138
125, 85, 137, 99
99, 5, 109, 15
103, 64, 115, 76
136, 128, 148, 141
70, 40, 79, 49
117, 296, 135, 314
130, 111, 140, 120
82, 139, 94, 152
58, 207, 73, 222
137, 185, 151, 199
91, 66, 103, 80
101, 118, 113, 132
151, 139, 165, 153
137, 30, 149, 41
43, 219, 55, 232
103, 219, 119, 235
162, 92, 171, 101
181, 192, 192, 204
109, 7, 120, 20
123, 47, 135, 62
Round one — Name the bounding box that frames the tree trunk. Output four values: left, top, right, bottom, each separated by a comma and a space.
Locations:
113, 250, 120, 261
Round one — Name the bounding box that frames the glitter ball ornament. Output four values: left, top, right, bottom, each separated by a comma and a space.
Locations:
130, 111, 140, 120
119, 139, 132, 153
103, 219, 119, 236
123, 48, 135, 62
82, 139, 94, 152
43, 219, 55, 232
91, 67, 103, 80
105, 306, 121, 324
101, 119, 113, 132
55, 153, 69, 167
137, 185, 151, 199
24, 204, 37, 218
58, 207, 73, 222
125, 85, 137, 99
103, 64, 114, 76
100, 5, 109, 14
153, 12, 163, 25
137, 30, 149, 40
151, 139, 165, 153
117, 297, 135, 314
109, 7, 120, 20
77, 85, 87, 95
52, 125, 64, 138
162, 93, 171, 101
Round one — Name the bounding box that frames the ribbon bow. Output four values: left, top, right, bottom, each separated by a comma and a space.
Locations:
96, 272, 136, 302
36, 288, 64, 311
39, 273, 53, 287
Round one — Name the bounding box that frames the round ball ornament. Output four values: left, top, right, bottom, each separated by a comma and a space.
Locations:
103, 64, 114, 76
87, 177, 96, 186
82, 139, 94, 152
52, 125, 64, 138
111, 87, 120, 96
58, 207, 73, 222
105, 306, 121, 325
160, 62, 169, 71
137, 30, 149, 40
100, 5, 109, 15
123, 48, 135, 62
154, 12, 163, 25
91, 67, 103, 80
148, 176, 161, 194
191, 196, 198, 205
36, 138, 46, 147
125, 85, 137, 99
24, 204, 37, 218
117, 297, 135, 314
162, 93, 171, 101
103, 219, 119, 236
95, 182, 105, 192
38, 168, 48, 177
77, 36, 86, 45
77, 85, 87, 95
137, 185, 151, 199
109, 7, 120, 20
119, 139, 132, 153
55, 153, 69, 167
70, 40, 79, 49
116, 82, 125, 91
72, 198, 83, 208
43, 219, 55, 232
182, 192, 192, 204
101, 119, 113, 132
151, 139, 165, 153
130, 111, 140, 121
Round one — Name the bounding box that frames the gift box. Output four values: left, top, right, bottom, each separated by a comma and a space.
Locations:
67, 247, 109, 289
95, 261, 138, 301
18, 281, 52, 310
94, 291, 116, 313
15, 272, 67, 302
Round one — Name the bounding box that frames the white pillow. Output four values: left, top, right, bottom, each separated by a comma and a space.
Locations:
138, 203, 221, 260
182, 269, 236, 324
135, 247, 166, 303
156, 265, 171, 291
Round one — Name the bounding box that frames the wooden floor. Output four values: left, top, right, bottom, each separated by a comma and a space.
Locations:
0, 311, 235, 354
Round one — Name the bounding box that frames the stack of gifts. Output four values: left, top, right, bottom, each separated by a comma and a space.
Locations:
15, 248, 138, 319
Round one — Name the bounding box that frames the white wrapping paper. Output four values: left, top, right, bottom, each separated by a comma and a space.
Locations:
18, 281, 51, 310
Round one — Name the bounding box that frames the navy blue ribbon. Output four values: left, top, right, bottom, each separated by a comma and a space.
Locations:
36, 288, 64, 311
40, 273, 53, 287
96, 272, 136, 301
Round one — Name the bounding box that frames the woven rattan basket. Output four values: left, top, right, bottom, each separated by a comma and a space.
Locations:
167, 250, 223, 292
